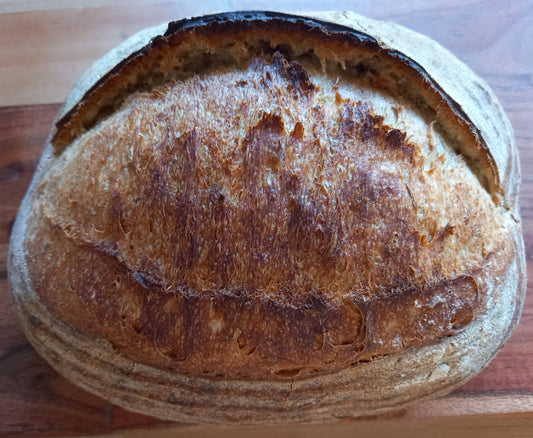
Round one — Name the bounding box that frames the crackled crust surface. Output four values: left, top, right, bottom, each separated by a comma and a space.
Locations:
51, 13, 506, 204
9, 11, 525, 421
25, 48, 512, 377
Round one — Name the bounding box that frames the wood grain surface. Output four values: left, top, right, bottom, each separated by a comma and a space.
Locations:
1, 1, 532, 436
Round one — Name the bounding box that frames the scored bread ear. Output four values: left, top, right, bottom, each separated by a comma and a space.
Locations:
57, 24, 168, 125
307, 11, 520, 214
52, 11, 519, 214
9, 11, 525, 423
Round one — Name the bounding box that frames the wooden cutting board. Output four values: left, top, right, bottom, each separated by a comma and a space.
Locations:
1, 1, 533, 436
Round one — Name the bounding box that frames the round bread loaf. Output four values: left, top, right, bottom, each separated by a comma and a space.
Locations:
8, 11, 526, 423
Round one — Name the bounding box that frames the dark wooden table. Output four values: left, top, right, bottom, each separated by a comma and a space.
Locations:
1, 1, 532, 436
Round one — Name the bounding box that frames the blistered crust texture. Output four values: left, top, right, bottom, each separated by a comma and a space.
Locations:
26, 50, 512, 378
9, 11, 525, 421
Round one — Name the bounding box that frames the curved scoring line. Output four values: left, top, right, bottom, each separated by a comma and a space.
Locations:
52, 11, 498, 199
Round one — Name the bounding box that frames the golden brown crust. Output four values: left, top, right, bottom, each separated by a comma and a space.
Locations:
51, 13, 500, 202
9, 11, 525, 421
26, 50, 512, 378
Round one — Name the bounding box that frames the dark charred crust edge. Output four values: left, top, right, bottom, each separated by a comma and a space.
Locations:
51, 10, 500, 199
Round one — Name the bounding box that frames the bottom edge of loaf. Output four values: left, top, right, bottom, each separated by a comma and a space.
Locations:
8, 238, 524, 423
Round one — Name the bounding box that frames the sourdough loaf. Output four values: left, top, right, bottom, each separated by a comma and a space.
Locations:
8, 11, 525, 423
